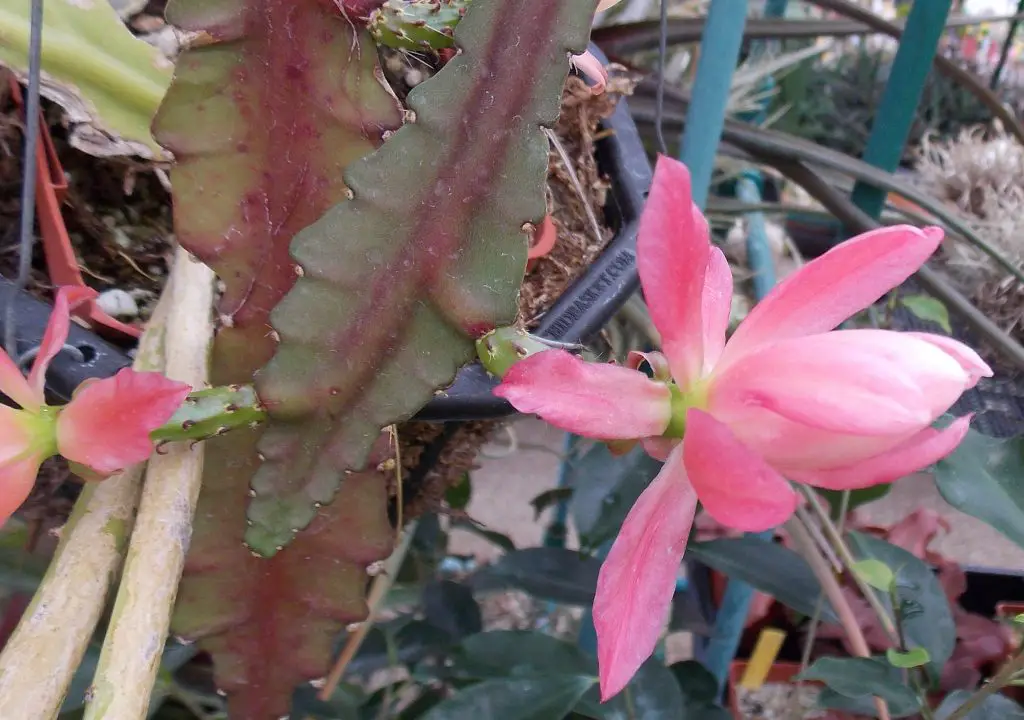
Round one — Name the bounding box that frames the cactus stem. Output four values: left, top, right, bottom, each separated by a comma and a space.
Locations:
150, 384, 266, 445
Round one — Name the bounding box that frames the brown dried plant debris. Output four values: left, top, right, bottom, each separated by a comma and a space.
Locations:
0, 84, 173, 318
914, 124, 1024, 357
519, 70, 637, 327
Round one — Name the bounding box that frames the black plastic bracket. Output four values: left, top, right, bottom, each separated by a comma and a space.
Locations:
0, 277, 132, 404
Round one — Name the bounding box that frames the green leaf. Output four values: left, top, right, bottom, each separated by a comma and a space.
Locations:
886, 647, 930, 669
799, 656, 919, 709
422, 580, 482, 640
848, 532, 956, 674
451, 631, 688, 720
900, 294, 952, 333
468, 548, 602, 606
853, 559, 895, 592
419, 676, 596, 720
818, 485, 892, 517
816, 687, 921, 718
934, 428, 1024, 551
445, 473, 473, 511
568, 444, 663, 549
579, 658, 685, 720
0, 0, 172, 157
668, 660, 718, 704
936, 690, 1024, 719
687, 537, 839, 623
530, 488, 574, 521
0, 520, 49, 592
249, 0, 601, 554
452, 630, 596, 680
451, 518, 516, 553
348, 618, 452, 677
291, 682, 365, 720
61, 638, 198, 715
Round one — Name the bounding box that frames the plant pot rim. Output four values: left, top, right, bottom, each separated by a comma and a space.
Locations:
727, 660, 824, 717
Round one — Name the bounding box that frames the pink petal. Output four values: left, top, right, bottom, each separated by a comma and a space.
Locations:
710, 330, 968, 437
626, 350, 672, 382
637, 156, 711, 387
0, 350, 37, 410
594, 444, 697, 700
494, 350, 672, 440
720, 225, 943, 368
571, 51, 608, 94
709, 406, 908, 473
683, 409, 797, 531
0, 453, 44, 528
701, 246, 733, 374
641, 436, 677, 462
56, 368, 191, 475
788, 415, 972, 490
28, 286, 97, 403
905, 333, 992, 389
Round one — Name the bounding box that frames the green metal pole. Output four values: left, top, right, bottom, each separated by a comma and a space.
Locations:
848, 0, 953, 222
990, 0, 1024, 90
678, 0, 750, 209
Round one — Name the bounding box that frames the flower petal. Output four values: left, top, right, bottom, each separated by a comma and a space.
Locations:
788, 415, 972, 490
28, 286, 97, 402
637, 156, 711, 387
714, 405, 910, 473
720, 225, 943, 368
594, 444, 696, 700
710, 330, 968, 437
597, 0, 623, 10
641, 436, 677, 462
494, 350, 672, 440
904, 333, 993, 389
683, 409, 797, 531
701, 246, 733, 374
571, 51, 607, 94
0, 350, 36, 410
0, 453, 45, 528
56, 368, 191, 474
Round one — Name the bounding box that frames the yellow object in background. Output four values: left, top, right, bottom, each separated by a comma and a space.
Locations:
739, 628, 787, 690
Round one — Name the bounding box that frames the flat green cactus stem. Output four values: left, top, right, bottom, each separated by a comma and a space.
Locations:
476, 327, 573, 378
150, 385, 266, 444
369, 0, 471, 51
251, 0, 601, 556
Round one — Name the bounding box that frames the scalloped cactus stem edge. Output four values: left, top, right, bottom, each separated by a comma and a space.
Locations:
248, 0, 601, 556
0, 289, 172, 718
84, 247, 215, 720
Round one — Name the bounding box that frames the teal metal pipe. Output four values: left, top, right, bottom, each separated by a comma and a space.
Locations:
678, 0, 750, 209
848, 0, 953, 221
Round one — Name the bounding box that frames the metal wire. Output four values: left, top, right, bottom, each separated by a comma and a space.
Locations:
4, 0, 45, 359
16, 343, 84, 371
654, 0, 669, 155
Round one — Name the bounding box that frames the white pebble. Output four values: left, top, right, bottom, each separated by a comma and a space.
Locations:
96, 289, 139, 319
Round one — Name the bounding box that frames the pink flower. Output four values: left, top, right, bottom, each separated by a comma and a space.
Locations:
0, 287, 190, 527
494, 155, 991, 699
571, 0, 625, 94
